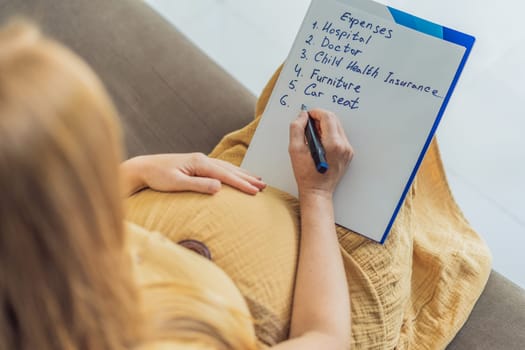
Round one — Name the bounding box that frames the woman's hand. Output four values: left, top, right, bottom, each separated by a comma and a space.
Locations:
288, 109, 353, 198
120, 153, 266, 196
278, 108, 353, 350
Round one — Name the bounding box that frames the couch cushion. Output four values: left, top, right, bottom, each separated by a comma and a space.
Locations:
0, 0, 256, 157
447, 271, 525, 350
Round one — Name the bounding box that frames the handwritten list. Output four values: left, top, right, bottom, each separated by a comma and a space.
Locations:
278, 7, 448, 114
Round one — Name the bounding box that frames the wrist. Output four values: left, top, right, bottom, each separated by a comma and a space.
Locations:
298, 189, 335, 218
298, 188, 334, 202
121, 156, 148, 196
298, 189, 336, 234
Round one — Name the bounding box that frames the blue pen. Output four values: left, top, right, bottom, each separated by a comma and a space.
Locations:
301, 104, 328, 174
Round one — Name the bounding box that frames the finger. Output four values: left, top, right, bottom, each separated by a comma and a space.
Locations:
175, 173, 222, 194
213, 158, 251, 174
289, 111, 309, 151
308, 108, 340, 140
222, 166, 267, 190
202, 158, 266, 193
195, 161, 261, 195
332, 117, 353, 156
222, 175, 262, 195
336, 118, 346, 138
213, 159, 266, 188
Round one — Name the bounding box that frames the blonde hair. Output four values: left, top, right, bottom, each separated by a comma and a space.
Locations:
0, 20, 257, 350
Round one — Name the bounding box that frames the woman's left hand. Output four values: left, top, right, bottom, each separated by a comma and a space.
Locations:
121, 153, 266, 196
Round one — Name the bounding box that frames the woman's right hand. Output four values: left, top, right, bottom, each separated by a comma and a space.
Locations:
279, 108, 353, 350
288, 109, 353, 198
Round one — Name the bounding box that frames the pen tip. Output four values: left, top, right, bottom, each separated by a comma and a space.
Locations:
301, 104, 308, 111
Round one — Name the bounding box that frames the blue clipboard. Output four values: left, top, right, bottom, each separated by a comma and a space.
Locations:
380, 6, 475, 243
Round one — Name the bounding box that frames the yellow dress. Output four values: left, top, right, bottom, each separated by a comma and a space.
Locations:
125, 66, 492, 349
127, 222, 259, 349
126, 186, 297, 347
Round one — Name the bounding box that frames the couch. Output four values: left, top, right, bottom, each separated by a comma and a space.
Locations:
1, 0, 523, 348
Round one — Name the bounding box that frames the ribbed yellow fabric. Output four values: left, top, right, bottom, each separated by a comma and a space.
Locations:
126, 185, 299, 347
127, 222, 258, 350
126, 66, 492, 349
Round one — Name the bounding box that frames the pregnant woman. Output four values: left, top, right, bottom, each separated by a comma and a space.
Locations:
0, 20, 351, 350
0, 19, 490, 350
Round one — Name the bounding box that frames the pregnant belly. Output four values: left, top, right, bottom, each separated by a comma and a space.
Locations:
125, 185, 299, 345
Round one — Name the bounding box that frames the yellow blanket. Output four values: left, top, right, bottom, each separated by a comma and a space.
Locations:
209, 66, 492, 349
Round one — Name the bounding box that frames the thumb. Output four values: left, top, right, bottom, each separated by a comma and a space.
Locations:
177, 174, 222, 194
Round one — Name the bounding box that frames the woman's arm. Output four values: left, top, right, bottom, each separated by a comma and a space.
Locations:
120, 153, 266, 197
273, 109, 353, 350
